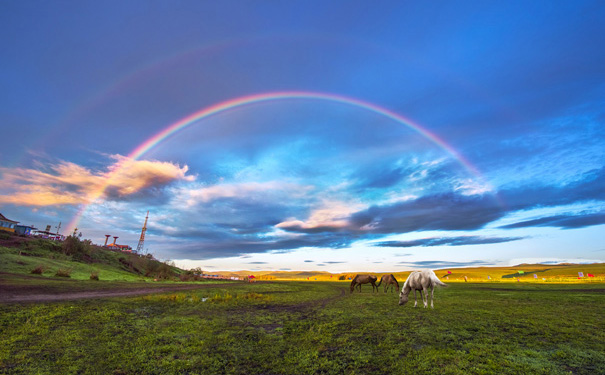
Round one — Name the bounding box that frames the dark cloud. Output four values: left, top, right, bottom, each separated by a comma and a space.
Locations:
159, 231, 358, 260
154, 164, 605, 259
323, 261, 346, 264
351, 193, 505, 234
501, 212, 605, 230
247, 261, 267, 264
397, 260, 494, 269
501, 167, 605, 210
304, 260, 314, 263
375, 236, 524, 248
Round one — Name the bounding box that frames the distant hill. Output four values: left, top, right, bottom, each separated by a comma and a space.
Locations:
215, 264, 605, 282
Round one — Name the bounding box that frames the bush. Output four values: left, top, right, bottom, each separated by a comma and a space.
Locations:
31, 265, 45, 274
55, 268, 71, 277
90, 271, 99, 280
62, 236, 91, 261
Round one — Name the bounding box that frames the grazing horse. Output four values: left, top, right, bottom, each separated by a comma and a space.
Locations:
376, 274, 400, 293
399, 270, 447, 308
350, 274, 378, 293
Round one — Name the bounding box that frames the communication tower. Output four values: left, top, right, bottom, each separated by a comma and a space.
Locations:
136, 211, 149, 253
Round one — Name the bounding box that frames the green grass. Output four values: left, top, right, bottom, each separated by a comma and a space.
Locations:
0, 246, 147, 281
0, 235, 183, 281
1, 281, 604, 374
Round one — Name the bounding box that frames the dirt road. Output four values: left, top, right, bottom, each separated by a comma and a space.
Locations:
0, 275, 234, 304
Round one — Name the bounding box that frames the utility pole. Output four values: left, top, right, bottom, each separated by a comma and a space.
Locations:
136, 211, 149, 253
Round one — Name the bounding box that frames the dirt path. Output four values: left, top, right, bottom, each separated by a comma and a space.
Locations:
0, 282, 233, 304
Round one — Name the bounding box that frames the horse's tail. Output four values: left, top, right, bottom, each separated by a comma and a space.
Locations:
429, 271, 448, 287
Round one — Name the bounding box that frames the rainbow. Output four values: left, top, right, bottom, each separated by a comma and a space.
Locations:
67, 91, 487, 231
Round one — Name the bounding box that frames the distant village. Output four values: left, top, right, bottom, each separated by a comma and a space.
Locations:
0, 211, 139, 254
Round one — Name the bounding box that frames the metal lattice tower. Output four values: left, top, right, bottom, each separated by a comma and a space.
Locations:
136, 211, 149, 253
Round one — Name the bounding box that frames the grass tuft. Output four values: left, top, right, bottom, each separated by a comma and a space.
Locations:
55, 268, 72, 278
30, 265, 45, 274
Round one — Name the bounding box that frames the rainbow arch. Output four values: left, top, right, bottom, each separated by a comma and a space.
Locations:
67, 91, 487, 231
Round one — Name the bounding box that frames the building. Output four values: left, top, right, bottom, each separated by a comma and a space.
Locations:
15, 225, 36, 236
32, 225, 64, 241
0, 213, 19, 233
104, 236, 133, 252
106, 243, 133, 252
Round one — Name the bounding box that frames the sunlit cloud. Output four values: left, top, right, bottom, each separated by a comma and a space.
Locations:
175, 181, 314, 208
0, 155, 193, 206
276, 200, 366, 232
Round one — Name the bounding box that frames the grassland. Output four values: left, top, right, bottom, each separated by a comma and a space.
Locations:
1, 280, 604, 374
1, 234, 604, 373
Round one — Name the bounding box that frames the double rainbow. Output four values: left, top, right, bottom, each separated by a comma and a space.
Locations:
67, 91, 485, 231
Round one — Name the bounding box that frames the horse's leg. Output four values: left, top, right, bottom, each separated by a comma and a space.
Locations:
422, 288, 428, 308
430, 285, 434, 308
413, 290, 418, 307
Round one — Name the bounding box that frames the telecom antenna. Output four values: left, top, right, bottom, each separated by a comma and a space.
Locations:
136, 211, 149, 253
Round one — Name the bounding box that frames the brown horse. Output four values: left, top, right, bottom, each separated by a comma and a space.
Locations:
376, 274, 399, 293
350, 274, 378, 293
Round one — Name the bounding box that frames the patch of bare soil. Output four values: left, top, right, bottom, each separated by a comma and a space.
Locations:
0, 276, 234, 304
260, 286, 346, 315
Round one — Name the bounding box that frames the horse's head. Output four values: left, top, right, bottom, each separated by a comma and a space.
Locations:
398, 292, 409, 306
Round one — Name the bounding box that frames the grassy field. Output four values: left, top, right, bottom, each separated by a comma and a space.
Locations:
1, 280, 604, 374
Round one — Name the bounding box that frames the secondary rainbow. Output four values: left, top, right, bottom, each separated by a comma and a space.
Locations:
67, 91, 486, 231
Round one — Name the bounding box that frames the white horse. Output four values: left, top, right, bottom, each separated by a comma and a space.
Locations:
399, 270, 447, 308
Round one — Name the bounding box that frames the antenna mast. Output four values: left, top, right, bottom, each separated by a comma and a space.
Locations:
136, 211, 149, 253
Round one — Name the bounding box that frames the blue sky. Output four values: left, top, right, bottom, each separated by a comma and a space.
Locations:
1, 1, 604, 271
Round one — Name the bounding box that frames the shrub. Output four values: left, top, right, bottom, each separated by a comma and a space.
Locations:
0, 232, 11, 240
62, 236, 91, 261
31, 265, 45, 274
90, 271, 99, 280
55, 268, 71, 277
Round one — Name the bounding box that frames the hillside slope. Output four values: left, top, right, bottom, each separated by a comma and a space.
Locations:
0, 233, 182, 281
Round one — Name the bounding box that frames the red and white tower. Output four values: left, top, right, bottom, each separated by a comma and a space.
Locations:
136, 211, 149, 253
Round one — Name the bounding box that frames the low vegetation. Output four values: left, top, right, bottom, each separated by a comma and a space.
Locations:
0, 233, 184, 281
54, 268, 72, 278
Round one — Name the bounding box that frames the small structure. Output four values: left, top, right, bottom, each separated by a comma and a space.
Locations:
15, 225, 36, 236
32, 224, 64, 241
0, 213, 19, 233
104, 235, 133, 252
